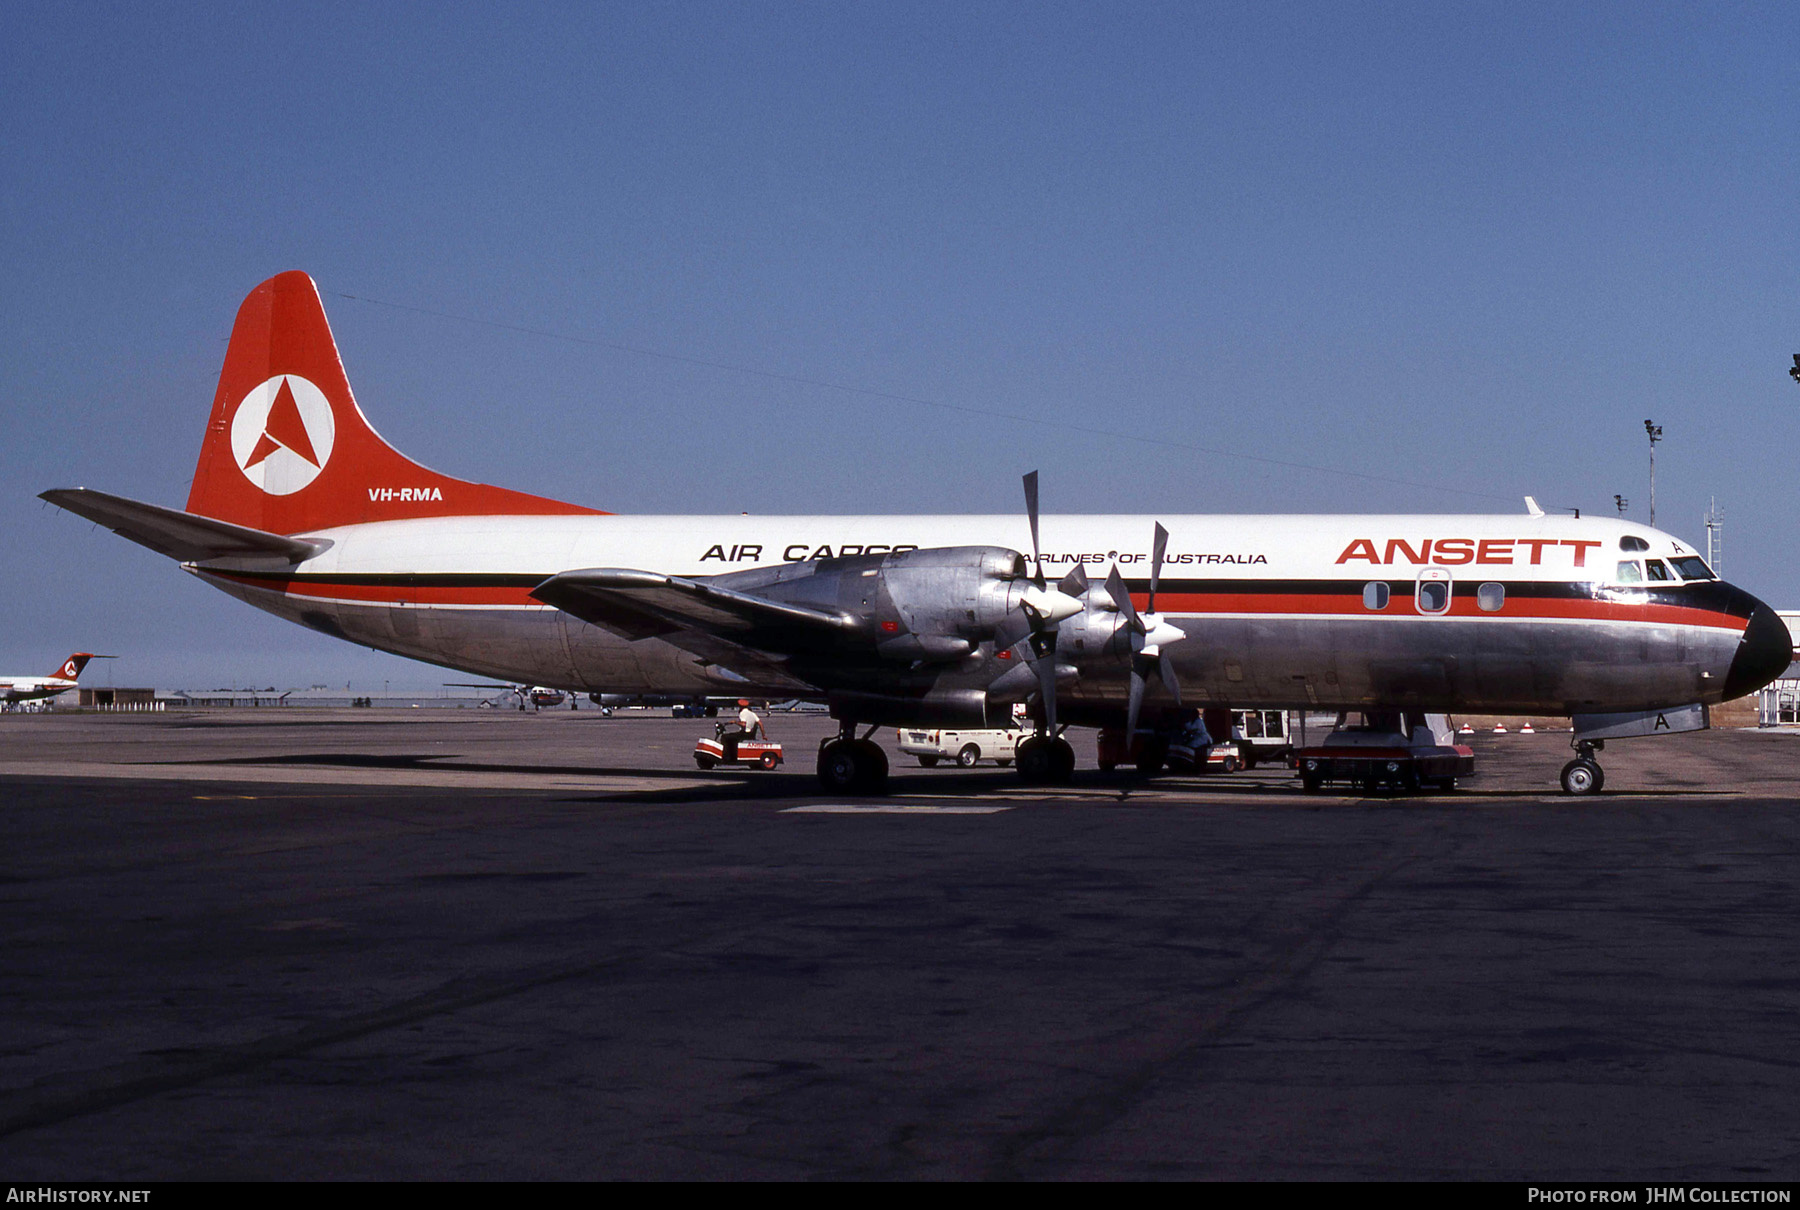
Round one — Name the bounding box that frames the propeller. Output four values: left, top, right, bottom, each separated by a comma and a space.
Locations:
1014, 471, 1083, 734
1105, 521, 1187, 739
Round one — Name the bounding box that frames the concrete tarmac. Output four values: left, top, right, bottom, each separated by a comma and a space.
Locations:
0, 710, 1796, 1180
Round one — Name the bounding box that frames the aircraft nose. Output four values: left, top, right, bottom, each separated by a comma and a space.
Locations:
1721, 598, 1793, 703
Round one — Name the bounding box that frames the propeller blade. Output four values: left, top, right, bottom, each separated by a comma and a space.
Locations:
992, 611, 1031, 652
1126, 664, 1146, 741
1157, 650, 1181, 705
1029, 629, 1059, 733
1106, 564, 1140, 630
1016, 470, 1064, 733
984, 646, 1042, 699
1058, 563, 1089, 598
1022, 471, 1043, 585
1149, 522, 1169, 615
1117, 522, 1179, 740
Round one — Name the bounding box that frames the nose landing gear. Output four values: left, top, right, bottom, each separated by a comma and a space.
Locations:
1559, 738, 1606, 795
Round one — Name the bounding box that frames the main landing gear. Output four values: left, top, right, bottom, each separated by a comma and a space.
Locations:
813, 721, 1076, 795
1015, 732, 1075, 785
1559, 738, 1606, 796
817, 722, 889, 795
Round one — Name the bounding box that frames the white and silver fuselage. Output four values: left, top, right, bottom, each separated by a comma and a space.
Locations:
190, 511, 1786, 716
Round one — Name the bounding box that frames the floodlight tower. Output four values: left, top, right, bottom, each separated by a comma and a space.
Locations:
1704, 497, 1724, 576
1614, 494, 1628, 517
1644, 419, 1663, 526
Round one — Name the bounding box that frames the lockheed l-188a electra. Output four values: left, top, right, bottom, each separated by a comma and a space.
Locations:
42, 272, 1791, 794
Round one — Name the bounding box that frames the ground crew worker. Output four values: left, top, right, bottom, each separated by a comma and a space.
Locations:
737, 699, 763, 740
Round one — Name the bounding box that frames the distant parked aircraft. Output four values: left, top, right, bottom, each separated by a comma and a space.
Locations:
1, 653, 112, 707
446, 682, 570, 710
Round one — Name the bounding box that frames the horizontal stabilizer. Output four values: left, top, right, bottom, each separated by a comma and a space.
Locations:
532, 568, 854, 643
40, 488, 327, 563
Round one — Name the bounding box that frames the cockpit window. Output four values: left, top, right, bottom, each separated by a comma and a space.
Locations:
1670, 556, 1715, 581
1620, 536, 1650, 552
1645, 559, 1672, 582
1616, 560, 1644, 584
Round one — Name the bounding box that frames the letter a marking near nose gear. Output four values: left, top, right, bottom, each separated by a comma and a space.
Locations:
230, 374, 336, 495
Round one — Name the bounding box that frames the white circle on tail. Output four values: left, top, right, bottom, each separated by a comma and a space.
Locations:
230, 375, 336, 495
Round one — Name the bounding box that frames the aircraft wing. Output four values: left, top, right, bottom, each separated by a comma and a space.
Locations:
40, 488, 327, 563
533, 568, 855, 643
531, 568, 847, 693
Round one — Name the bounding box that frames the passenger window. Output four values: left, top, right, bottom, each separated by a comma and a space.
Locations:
1363, 582, 1390, 610
1477, 582, 1505, 611
1620, 536, 1649, 552
1417, 579, 1450, 614
1616, 560, 1643, 584
1645, 559, 1672, 582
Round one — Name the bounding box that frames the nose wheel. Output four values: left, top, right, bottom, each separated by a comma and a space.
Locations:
1559, 739, 1605, 795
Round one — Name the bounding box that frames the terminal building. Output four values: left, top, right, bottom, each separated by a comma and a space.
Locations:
74, 687, 162, 711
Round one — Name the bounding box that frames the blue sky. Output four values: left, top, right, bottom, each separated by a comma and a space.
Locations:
3, 2, 1795, 689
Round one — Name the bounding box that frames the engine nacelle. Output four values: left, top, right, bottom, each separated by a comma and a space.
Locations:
709, 545, 1027, 660
825, 688, 1015, 728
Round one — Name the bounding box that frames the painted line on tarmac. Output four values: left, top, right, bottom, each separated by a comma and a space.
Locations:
0, 760, 721, 794
781, 803, 1013, 814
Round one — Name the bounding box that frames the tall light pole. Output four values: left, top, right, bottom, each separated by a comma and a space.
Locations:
1644, 419, 1662, 526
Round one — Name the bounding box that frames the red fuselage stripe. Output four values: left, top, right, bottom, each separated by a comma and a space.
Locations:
1140, 591, 1745, 631
209, 573, 541, 607
206, 572, 1750, 631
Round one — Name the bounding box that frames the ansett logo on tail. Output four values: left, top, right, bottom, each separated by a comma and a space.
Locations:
230, 375, 335, 495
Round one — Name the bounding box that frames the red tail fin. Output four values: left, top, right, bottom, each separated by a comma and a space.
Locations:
54, 654, 95, 681
185, 272, 600, 533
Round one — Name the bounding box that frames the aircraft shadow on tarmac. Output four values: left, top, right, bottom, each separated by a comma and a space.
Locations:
138, 752, 1734, 803
561, 774, 1739, 805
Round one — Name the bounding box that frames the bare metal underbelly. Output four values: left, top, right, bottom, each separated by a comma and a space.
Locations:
209, 577, 1734, 714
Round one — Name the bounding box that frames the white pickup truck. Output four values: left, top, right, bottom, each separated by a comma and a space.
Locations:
898, 724, 1028, 768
